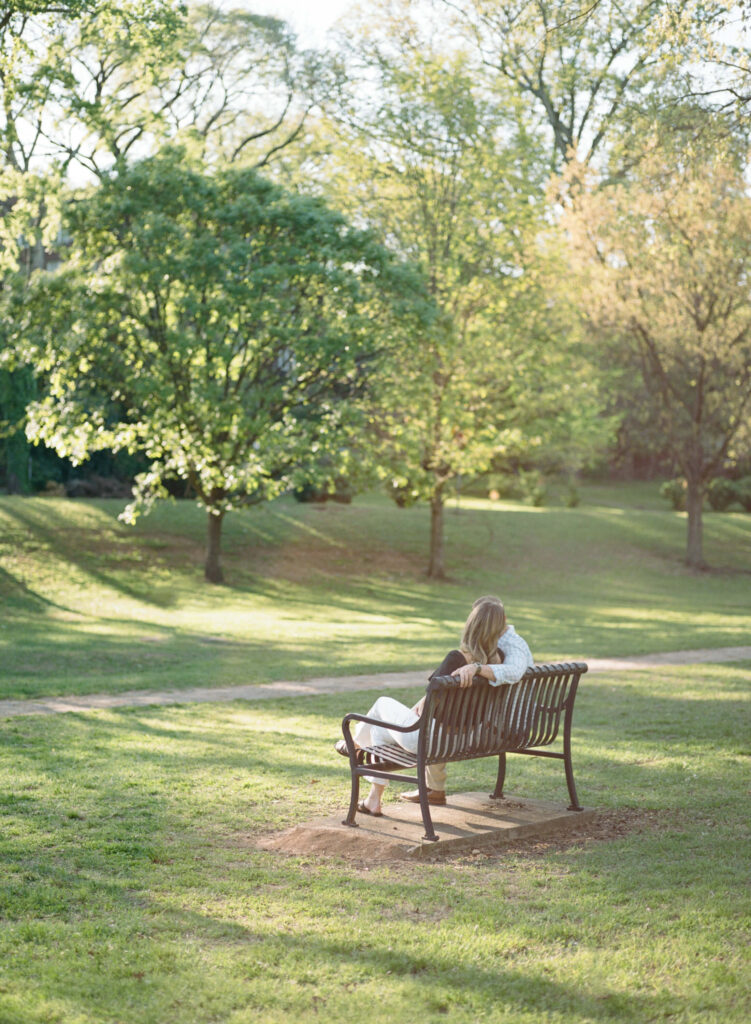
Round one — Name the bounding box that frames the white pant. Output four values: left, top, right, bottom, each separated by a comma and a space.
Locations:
354, 696, 447, 790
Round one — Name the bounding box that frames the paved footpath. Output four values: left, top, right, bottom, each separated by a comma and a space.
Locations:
1, 646, 750, 720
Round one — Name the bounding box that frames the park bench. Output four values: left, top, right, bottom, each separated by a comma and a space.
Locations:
340, 662, 588, 842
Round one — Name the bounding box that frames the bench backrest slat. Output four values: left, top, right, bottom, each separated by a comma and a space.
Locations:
525, 672, 560, 747
423, 663, 586, 761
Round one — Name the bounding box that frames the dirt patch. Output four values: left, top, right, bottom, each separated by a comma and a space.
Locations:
471, 807, 666, 861
257, 824, 416, 862
254, 807, 665, 864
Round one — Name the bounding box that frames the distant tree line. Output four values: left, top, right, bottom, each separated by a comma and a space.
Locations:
2, 0, 750, 576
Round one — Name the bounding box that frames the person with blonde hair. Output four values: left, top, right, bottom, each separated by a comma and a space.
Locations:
336, 595, 533, 816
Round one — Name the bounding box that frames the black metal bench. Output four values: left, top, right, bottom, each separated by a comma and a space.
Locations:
340, 662, 588, 842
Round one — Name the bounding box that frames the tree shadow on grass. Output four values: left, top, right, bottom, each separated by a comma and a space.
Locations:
0, 849, 686, 1024
1, 688, 746, 1024
0, 619, 223, 699
1, 501, 184, 609
8, 675, 749, 837
0, 627, 438, 701
0, 562, 87, 618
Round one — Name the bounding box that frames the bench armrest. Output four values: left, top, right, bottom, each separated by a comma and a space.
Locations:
342, 710, 423, 735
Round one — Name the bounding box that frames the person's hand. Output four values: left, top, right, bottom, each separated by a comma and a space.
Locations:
411, 696, 425, 716
453, 663, 481, 687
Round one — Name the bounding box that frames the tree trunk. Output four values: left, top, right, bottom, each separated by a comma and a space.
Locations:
428, 490, 445, 579
205, 509, 225, 583
685, 478, 705, 570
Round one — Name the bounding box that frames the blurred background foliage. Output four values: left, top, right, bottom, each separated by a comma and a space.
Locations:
1, 0, 750, 576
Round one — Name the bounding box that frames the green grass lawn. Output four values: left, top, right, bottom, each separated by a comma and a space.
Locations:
1, 484, 749, 1021
0, 661, 749, 1023
1, 485, 750, 700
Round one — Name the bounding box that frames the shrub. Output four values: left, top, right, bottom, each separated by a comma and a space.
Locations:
293, 482, 328, 503
565, 484, 580, 508
486, 473, 526, 501
519, 470, 547, 507
735, 476, 751, 512
707, 477, 738, 511
293, 477, 353, 504
660, 478, 687, 511
388, 481, 419, 508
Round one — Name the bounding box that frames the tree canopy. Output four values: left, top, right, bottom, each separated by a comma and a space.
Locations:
441, 0, 750, 170
11, 150, 425, 580
566, 137, 751, 567
3, 0, 750, 582
318, 1, 607, 575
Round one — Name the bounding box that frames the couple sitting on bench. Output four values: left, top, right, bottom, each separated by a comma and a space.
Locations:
335, 595, 533, 817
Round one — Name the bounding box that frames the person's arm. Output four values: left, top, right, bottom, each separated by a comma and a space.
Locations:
429, 649, 467, 681
412, 650, 468, 711
488, 631, 533, 686
452, 661, 494, 686
453, 633, 532, 687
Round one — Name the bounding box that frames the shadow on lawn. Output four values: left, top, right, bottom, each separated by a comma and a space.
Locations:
0, 806, 687, 1024
5, 496, 750, 676
0, 563, 72, 616
0, 914, 679, 1024
5, 714, 347, 781
0, 625, 438, 701
1, 500, 184, 609
9, 675, 748, 824
98, 902, 675, 1023
2, 689, 746, 1024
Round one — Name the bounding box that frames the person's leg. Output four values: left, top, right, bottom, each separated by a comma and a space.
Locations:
352, 696, 419, 800
425, 762, 447, 792
360, 781, 386, 815
400, 761, 447, 805
338, 696, 403, 770
353, 696, 418, 750
397, 648, 464, 804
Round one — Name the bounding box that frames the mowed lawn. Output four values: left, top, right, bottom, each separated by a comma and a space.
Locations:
1, 484, 750, 700
0, 486, 749, 1022
0, 660, 749, 1023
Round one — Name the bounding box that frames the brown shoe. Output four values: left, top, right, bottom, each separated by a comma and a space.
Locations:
399, 788, 446, 806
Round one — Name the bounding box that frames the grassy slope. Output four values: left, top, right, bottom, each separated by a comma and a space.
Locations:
1, 485, 750, 700
0, 483, 749, 1022
0, 661, 748, 1023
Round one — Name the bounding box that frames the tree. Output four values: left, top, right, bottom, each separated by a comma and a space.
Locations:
37, 2, 325, 179
0, 1, 187, 488
566, 141, 751, 568
441, 0, 746, 171
0, 2, 86, 31
0, 2, 186, 174
321, 1, 605, 577
654, 1, 751, 132
9, 150, 422, 581
1, 1, 329, 502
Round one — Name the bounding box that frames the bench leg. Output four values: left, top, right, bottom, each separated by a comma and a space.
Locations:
490, 752, 507, 800
342, 767, 360, 828
418, 773, 438, 842
564, 729, 582, 812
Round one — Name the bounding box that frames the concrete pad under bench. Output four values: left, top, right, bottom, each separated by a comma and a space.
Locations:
258, 793, 596, 861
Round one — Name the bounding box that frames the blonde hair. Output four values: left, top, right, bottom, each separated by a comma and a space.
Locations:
459, 595, 506, 665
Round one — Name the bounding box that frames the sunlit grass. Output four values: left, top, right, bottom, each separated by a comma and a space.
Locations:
0, 662, 748, 1023
1, 486, 750, 700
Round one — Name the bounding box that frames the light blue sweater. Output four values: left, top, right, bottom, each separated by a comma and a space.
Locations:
490, 625, 534, 686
